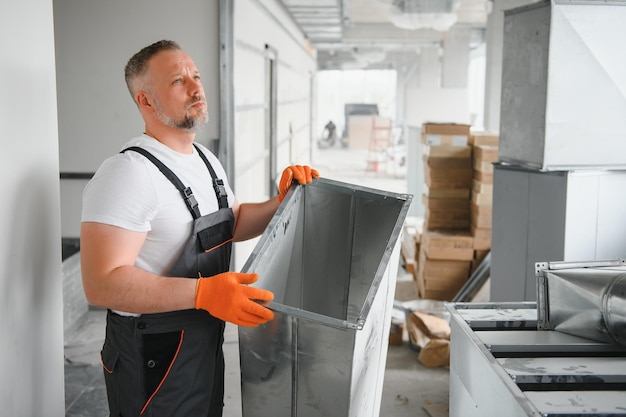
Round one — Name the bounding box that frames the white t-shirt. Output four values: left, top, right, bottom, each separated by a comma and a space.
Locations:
82, 134, 236, 277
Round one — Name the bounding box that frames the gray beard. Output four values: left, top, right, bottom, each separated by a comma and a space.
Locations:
154, 98, 208, 133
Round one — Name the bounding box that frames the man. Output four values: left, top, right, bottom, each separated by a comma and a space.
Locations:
80, 39, 318, 417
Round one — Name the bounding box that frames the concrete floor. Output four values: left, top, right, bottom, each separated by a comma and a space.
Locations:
64, 144, 451, 416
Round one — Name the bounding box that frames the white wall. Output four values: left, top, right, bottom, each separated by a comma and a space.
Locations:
0, 0, 65, 415
404, 45, 471, 127
54, 0, 221, 237
233, 0, 317, 269
405, 88, 470, 126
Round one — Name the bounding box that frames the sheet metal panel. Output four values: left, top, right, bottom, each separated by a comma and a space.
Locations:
447, 302, 626, 416
448, 303, 537, 417
457, 307, 537, 330
500, 0, 626, 170
239, 178, 412, 417
527, 391, 626, 416
491, 164, 567, 302
499, 357, 626, 385
477, 330, 626, 355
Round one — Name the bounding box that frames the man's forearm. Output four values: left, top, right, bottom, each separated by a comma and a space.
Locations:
232, 198, 280, 242
82, 265, 197, 314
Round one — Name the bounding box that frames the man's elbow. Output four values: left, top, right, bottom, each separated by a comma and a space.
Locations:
81, 275, 107, 308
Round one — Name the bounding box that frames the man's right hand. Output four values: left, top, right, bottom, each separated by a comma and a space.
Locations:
195, 272, 274, 326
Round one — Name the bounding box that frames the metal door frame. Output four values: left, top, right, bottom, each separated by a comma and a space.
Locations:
265, 44, 278, 198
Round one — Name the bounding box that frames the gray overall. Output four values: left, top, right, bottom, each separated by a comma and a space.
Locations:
100, 145, 234, 417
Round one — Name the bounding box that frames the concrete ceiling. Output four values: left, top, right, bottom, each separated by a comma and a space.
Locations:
280, 0, 491, 70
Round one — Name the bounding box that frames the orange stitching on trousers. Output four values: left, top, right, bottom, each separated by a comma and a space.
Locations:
100, 352, 113, 374
204, 238, 233, 253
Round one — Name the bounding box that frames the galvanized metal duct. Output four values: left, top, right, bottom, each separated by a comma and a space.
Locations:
536, 259, 626, 346
389, 0, 459, 31
238, 178, 413, 417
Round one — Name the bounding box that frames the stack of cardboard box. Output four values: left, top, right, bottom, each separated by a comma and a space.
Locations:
416, 231, 474, 300
469, 131, 499, 272
416, 123, 474, 300
422, 123, 472, 230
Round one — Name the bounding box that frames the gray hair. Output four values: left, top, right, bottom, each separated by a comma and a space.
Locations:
124, 40, 181, 101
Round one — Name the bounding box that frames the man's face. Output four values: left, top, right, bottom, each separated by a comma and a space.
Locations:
145, 49, 208, 132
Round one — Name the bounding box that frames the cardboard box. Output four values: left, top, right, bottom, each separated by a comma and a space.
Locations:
473, 158, 494, 174
424, 186, 470, 199
424, 154, 472, 168
471, 202, 492, 218
425, 167, 473, 189
426, 166, 473, 179
389, 321, 404, 346
423, 145, 472, 158
471, 225, 492, 250
415, 251, 471, 300
418, 250, 471, 279
471, 190, 493, 206
421, 123, 471, 149
472, 179, 494, 207
470, 131, 500, 146
422, 122, 471, 136
474, 145, 499, 162
415, 286, 458, 301
474, 249, 490, 265
471, 249, 490, 275
423, 245, 474, 261
422, 135, 468, 147
471, 202, 492, 228
401, 242, 417, 274
472, 179, 493, 195
422, 195, 469, 211
422, 231, 474, 261
424, 210, 471, 231
470, 248, 491, 274
471, 225, 491, 240
423, 230, 474, 248
474, 170, 493, 184
473, 237, 491, 251
415, 272, 466, 294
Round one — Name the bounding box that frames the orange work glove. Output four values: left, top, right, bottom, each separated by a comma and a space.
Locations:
278, 165, 320, 202
195, 272, 274, 327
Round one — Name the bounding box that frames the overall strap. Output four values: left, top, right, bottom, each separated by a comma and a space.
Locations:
122, 146, 202, 219
193, 144, 229, 210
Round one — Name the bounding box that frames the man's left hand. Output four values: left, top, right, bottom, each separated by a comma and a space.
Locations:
278, 165, 319, 202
